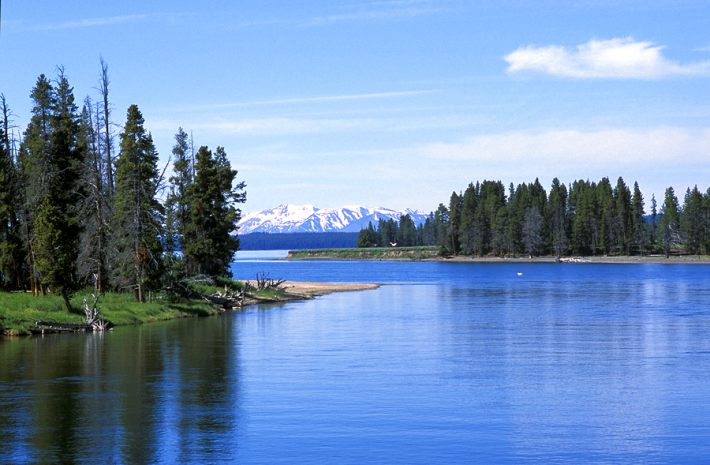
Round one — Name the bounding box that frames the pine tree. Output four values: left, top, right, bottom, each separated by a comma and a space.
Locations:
613, 177, 632, 254
659, 187, 680, 258
433, 204, 449, 249
522, 207, 544, 256
681, 186, 704, 254
458, 184, 477, 255
357, 223, 378, 248
548, 178, 568, 257
447, 192, 462, 254
165, 127, 192, 260
649, 194, 658, 251
0, 95, 25, 289
111, 105, 164, 301
19, 71, 84, 308
397, 214, 417, 246
630, 182, 646, 255
18, 74, 54, 295
76, 99, 110, 292
183, 146, 246, 277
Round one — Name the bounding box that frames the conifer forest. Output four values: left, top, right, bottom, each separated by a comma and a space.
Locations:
359, 178, 710, 258
0, 65, 246, 309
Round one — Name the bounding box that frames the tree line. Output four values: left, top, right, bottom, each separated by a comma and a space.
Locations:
0, 64, 246, 310
358, 177, 710, 258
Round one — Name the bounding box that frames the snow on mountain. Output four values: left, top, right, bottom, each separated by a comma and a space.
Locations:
237, 204, 429, 234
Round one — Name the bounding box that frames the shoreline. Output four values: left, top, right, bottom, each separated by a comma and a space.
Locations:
1, 281, 380, 337
241, 280, 380, 305
286, 248, 710, 265
430, 255, 710, 265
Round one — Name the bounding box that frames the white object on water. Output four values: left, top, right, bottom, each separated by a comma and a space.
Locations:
516, 272, 523, 276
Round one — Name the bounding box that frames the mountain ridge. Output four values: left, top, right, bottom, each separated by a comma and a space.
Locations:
237, 204, 429, 234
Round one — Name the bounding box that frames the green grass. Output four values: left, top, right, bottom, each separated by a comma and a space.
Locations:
0, 289, 219, 336
288, 246, 441, 260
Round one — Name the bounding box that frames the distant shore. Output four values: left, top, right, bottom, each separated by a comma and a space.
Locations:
436, 255, 710, 265
287, 248, 710, 265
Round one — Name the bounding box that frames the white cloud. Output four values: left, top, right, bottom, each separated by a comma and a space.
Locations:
419, 127, 710, 166
505, 38, 710, 79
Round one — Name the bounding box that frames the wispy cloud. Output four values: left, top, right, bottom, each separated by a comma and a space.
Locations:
308, 0, 447, 25
150, 113, 482, 137
240, 0, 450, 28
181, 90, 437, 111
7, 13, 186, 33
505, 38, 710, 79
419, 127, 710, 166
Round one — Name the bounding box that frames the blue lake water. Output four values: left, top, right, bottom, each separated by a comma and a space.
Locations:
2, 254, 710, 464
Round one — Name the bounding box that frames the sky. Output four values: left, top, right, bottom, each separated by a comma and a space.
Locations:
1, 0, 709, 213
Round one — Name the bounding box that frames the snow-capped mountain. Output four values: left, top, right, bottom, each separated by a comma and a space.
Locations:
237, 204, 429, 234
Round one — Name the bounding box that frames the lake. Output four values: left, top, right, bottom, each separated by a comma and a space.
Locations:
1, 253, 710, 464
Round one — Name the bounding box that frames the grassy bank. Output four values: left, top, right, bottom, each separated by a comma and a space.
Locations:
288, 246, 441, 260
0, 290, 219, 336
0, 279, 380, 336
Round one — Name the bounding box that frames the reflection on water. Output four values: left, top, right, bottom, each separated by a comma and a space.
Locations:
0, 316, 241, 465
1, 263, 710, 464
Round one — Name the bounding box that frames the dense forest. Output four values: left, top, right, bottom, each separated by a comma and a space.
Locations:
0, 64, 246, 309
358, 178, 710, 258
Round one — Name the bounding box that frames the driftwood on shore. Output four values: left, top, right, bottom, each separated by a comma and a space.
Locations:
30, 293, 113, 335
168, 280, 247, 310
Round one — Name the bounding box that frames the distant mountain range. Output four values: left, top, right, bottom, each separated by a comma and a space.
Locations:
237, 204, 429, 234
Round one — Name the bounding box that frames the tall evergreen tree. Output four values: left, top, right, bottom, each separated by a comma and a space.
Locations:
630, 182, 646, 255
76, 99, 110, 292
165, 127, 192, 256
681, 186, 704, 255
459, 184, 478, 255
613, 177, 632, 254
522, 207, 544, 256
183, 146, 246, 277
0, 95, 25, 289
18, 74, 54, 294
433, 204, 449, 249
649, 194, 658, 251
18, 71, 84, 309
659, 187, 680, 258
447, 192, 462, 254
548, 178, 568, 257
397, 214, 417, 246
111, 105, 164, 301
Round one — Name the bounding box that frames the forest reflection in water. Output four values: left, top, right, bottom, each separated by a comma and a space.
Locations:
0, 314, 241, 464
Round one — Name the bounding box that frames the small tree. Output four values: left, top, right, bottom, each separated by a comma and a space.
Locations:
357, 223, 378, 248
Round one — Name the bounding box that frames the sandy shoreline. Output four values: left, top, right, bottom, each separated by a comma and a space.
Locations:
273, 281, 380, 297
241, 280, 380, 306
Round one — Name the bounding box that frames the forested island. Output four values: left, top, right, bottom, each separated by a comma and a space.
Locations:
358, 178, 710, 258
0, 65, 251, 334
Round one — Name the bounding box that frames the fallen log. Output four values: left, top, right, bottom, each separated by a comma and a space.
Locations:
33, 320, 92, 334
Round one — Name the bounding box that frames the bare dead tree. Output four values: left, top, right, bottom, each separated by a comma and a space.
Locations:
99, 57, 114, 197
255, 272, 285, 291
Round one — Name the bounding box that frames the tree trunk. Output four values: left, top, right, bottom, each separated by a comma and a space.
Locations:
61, 287, 73, 313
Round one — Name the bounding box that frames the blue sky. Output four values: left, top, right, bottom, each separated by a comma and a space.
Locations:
1, 0, 709, 213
